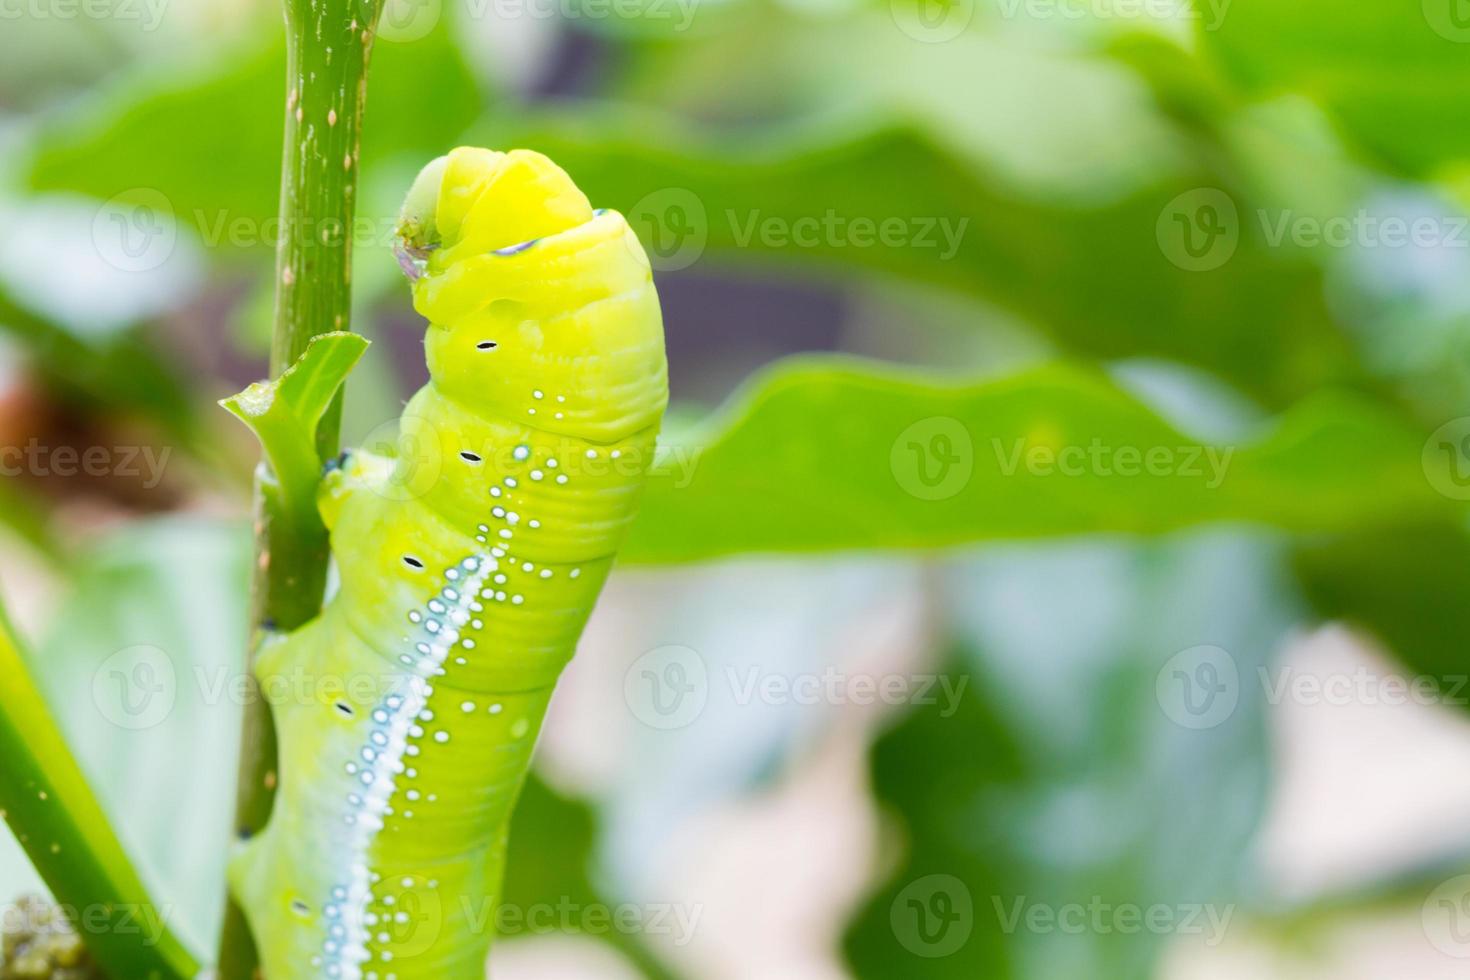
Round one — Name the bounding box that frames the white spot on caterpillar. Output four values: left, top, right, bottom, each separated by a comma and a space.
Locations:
512, 445, 530, 461
461, 701, 475, 712
533, 390, 544, 399
434, 731, 449, 743
530, 470, 543, 481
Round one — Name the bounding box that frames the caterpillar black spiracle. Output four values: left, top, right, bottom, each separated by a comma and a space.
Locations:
230, 147, 668, 978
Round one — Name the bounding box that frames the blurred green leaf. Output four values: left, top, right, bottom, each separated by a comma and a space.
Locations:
490, 107, 1358, 405
0, 284, 202, 452
31, 518, 250, 958
846, 531, 1292, 978
623, 358, 1452, 563
1293, 521, 1470, 702
503, 773, 675, 979
1202, 0, 1470, 177
0, 590, 197, 979
25, 26, 481, 257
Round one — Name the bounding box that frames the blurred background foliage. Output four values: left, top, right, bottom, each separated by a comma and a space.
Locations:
3, 0, 1470, 977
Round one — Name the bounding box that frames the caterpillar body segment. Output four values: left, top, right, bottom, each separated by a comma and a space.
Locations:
232, 148, 668, 979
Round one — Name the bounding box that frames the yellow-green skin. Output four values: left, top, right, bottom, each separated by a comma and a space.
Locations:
231, 148, 667, 979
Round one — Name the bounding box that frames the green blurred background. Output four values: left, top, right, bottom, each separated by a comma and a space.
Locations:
4, 0, 1470, 976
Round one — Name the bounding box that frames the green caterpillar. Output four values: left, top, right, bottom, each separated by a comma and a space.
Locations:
230, 147, 668, 978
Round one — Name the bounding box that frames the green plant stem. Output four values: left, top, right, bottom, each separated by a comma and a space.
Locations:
216, 0, 384, 976
0, 607, 197, 980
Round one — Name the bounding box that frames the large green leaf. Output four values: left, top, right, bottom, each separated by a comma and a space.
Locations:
1293, 521, 1470, 704
30, 518, 252, 960
487, 107, 1357, 406
1202, 0, 1470, 177
622, 358, 1453, 563
846, 530, 1293, 978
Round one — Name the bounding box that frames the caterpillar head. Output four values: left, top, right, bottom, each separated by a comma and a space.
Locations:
395, 147, 668, 444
